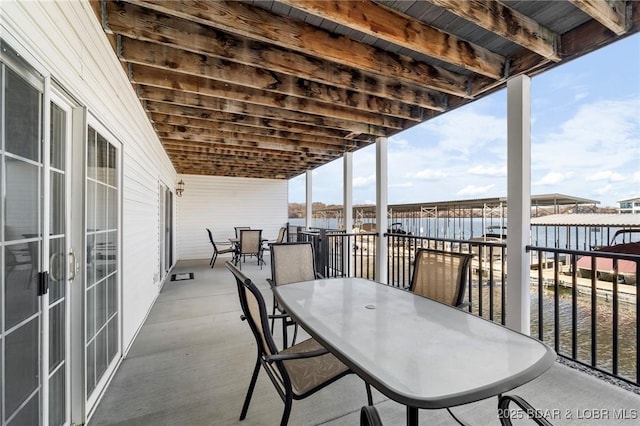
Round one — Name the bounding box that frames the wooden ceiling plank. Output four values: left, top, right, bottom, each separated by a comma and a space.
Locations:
153, 122, 368, 148
147, 108, 376, 143
162, 143, 332, 161
137, 86, 396, 134
280, 0, 505, 79
569, 0, 628, 36
157, 131, 349, 155
104, 1, 451, 111
126, 0, 472, 98
128, 62, 436, 121
118, 40, 421, 128
424, 0, 559, 61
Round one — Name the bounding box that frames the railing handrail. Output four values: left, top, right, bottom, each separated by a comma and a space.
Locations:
527, 244, 640, 261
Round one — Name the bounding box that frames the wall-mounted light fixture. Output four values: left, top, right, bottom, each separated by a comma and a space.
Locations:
176, 179, 185, 197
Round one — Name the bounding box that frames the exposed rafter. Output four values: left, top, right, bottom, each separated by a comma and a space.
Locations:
89, 0, 638, 178
569, 0, 628, 35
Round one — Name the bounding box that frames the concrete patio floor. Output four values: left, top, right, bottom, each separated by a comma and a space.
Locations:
89, 256, 640, 425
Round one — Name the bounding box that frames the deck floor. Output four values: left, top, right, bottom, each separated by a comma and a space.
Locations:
89, 256, 640, 425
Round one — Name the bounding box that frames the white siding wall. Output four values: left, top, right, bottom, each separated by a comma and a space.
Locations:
177, 174, 288, 260
1, 1, 176, 350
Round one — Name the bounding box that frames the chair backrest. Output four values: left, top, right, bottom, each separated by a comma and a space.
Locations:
275, 226, 287, 243
270, 242, 317, 286
235, 226, 251, 239
239, 229, 262, 255
409, 248, 473, 307
226, 261, 281, 368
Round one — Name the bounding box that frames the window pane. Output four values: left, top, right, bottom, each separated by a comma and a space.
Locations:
49, 302, 65, 370
5, 245, 38, 328
6, 158, 39, 239
5, 319, 39, 418
5, 67, 40, 161
49, 365, 65, 426
50, 170, 65, 235
50, 103, 65, 169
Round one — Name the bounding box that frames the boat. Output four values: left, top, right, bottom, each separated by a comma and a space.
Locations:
576, 229, 640, 285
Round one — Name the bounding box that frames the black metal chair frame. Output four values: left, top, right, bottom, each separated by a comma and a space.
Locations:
207, 228, 236, 268
226, 261, 373, 426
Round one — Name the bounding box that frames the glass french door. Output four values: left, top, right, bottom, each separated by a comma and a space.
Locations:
84, 121, 120, 412
1, 40, 72, 426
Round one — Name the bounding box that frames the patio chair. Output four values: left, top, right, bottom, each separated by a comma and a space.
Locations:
237, 229, 264, 269
261, 226, 287, 256
268, 242, 322, 347
409, 248, 473, 308
226, 261, 373, 426
206, 228, 236, 268
234, 226, 251, 238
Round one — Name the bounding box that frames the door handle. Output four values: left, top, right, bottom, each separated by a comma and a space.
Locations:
68, 249, 78, 282
49, 252, 64, 282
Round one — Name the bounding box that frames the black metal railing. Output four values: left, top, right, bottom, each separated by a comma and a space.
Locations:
527, 245, 640, 387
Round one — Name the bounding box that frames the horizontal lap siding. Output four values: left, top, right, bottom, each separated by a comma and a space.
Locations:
2, 1, 176, 351
177, 175, 288, 260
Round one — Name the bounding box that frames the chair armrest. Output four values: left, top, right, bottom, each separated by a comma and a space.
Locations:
266, 348, 329, 362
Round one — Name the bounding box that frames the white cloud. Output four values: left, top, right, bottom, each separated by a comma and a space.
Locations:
353, 174, 375, 187
585, 170, 625, 182
468, 165, 506, 177
534, 172, 573, 186
593, 184, 613, 195
632, 171, 640, 182
409, 169, 448, 180
456, 184, 495, 196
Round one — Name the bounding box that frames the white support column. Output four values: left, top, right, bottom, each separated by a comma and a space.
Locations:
506, 75, 532, 334
343, 153, 353, 275
343, 153, 353, 232
305, 170, 313, 230
376, 137, 388, 284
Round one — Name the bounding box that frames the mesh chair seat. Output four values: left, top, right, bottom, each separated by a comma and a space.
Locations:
281, 338, 350, 396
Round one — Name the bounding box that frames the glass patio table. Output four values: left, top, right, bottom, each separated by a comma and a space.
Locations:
274, 277, 556, 426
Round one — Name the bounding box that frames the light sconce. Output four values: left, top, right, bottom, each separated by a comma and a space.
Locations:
176, 179, 185, 197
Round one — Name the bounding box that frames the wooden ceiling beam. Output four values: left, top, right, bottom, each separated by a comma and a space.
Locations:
126, 0, 474, 98
121, 39, 420, 129
424, 0, 559, 61
569, 0, 628, 36
157, 132, 348, 156
147, 109, 376, 144
166, 152, 329, 168
162, 142, 332, 160
137, 86, 395, 135
103, 1, 451, 112
280, 0, 506, 79
169, 156, 325, 171
127, 62, 435, 122
153, 123, 368, 149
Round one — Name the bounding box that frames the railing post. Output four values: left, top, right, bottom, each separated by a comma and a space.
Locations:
318, 228, 329, 277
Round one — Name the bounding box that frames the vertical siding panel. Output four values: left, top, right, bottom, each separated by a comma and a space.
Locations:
177, 175, 288, 260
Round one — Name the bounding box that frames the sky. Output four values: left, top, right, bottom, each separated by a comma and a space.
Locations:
289, 34, 640, 209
